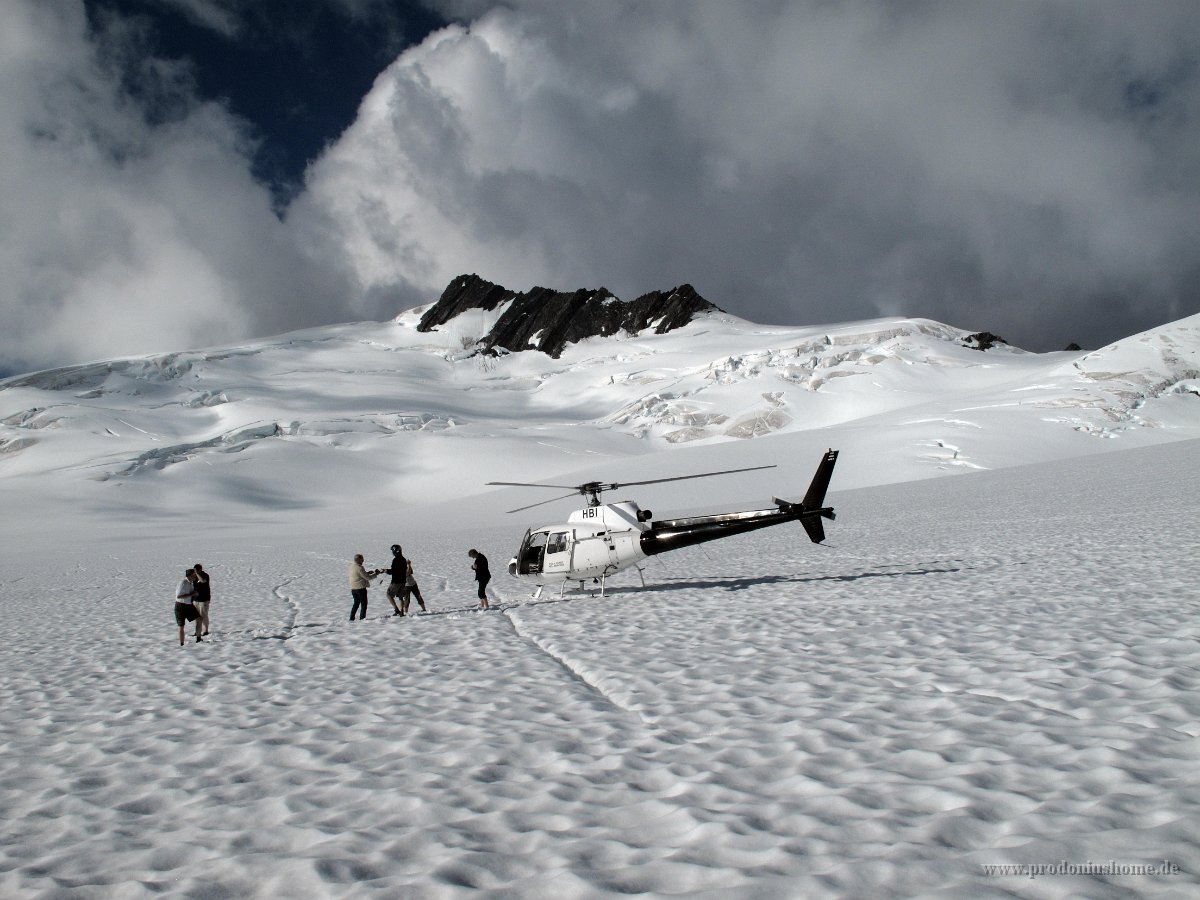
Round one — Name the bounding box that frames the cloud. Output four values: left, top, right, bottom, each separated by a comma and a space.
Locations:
0, 0, 343, 373
298, 0, 1200, 350
4, 0, 1199, 376
155, 0, 242, 37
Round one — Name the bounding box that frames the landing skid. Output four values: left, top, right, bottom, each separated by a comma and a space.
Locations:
531, 568, 645, 601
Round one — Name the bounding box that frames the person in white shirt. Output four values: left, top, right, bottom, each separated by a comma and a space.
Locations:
403, 559, 427, 615
348, 554, 378, 621
175, 569, 202, 645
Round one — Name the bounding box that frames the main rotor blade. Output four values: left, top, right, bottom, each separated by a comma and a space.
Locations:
488, 463, 777, 513
487, 481, 583, 490
604, 464, 777, 491
503, 490, 585, 514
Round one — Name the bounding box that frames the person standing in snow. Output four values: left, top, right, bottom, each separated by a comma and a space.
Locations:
403, 557, 427, 615
192, 562, 211, 637
384, 544, 408, 616
175, 568, 202, 645
348, 554, 377, 621
468, 549, 491, 609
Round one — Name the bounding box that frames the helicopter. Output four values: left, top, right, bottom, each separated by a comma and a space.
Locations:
487, 449, 838, 598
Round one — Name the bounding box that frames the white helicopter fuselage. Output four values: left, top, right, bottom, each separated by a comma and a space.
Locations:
508, 501, 651, 590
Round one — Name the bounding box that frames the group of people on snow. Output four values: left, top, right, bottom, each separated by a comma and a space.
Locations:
348, 544, 428, 621
173, 564, 212, 645
347, 545, 491, 621
170, 546, 494, 644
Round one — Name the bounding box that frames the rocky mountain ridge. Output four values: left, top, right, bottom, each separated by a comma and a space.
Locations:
417, 274, 721, 357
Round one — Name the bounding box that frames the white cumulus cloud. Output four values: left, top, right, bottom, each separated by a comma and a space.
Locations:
0, 0, 340, 372
297, 0, 1200, 350
4, 0, 1199, 374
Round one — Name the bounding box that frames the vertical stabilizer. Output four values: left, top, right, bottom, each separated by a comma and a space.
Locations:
802, 449, 839, 510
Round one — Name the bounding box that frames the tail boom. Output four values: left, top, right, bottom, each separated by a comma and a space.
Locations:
639, 450, 839, 556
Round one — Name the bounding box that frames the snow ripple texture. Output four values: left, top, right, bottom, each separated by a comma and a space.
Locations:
1, 442, 1198, 897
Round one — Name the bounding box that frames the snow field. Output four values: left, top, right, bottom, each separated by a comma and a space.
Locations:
1, 440, 1198, 897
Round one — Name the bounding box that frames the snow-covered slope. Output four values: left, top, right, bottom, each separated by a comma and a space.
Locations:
1, 308, 1198, 534
2, 308, 1199, 897
2, 438, 1198, 898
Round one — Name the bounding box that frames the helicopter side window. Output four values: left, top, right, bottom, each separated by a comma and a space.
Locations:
546, 531, 569, 555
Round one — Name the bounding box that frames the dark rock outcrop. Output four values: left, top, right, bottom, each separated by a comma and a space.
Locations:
962, 331, 1008, 352
417, 274, 722, 357
416, 275, 519, 329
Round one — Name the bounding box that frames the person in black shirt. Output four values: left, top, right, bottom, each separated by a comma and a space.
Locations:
468, 548, 491, 609
192, 562, 211, 636
384, 544, 407, 616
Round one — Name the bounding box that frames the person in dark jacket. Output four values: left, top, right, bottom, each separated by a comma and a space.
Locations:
384, 544, 407, 616
192, 562, 211, 636
468, 548, 491, 609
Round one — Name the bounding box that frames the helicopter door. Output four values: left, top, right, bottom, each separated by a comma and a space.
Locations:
517, 529, 549, 575
542, 530, 572, 575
